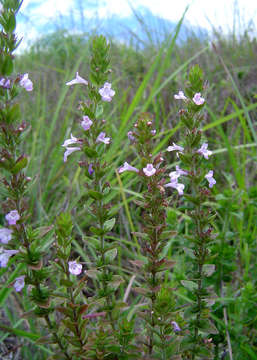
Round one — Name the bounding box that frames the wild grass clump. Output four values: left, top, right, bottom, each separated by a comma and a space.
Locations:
0, 1, 256, 359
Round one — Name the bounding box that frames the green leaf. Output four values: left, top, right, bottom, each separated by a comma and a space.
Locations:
2, 55, 13, 76
105, 248, 117, 262
6, 103, 21, 124
181, 280, 198, 292
109, 275, 124, 290
84, 146, 98, 158
198, 319, 218, 334
203, 264, 215, 277
96, 104, 103, 118
89, 226, 105, 236
88, 189, 103, 200
0, 324, 40, 341
60, 279, 73, 287
86, 269, 101, 279
184, 194, 201, 205
11, 156, 28, 174
103, 218, 116, 232
183, 247, 195, 259
6, 12, 16, 32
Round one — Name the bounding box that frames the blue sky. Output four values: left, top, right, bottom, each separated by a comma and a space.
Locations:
17, 0, 257, 50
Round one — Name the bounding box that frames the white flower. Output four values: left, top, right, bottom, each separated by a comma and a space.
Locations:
63, 147, 81, 162
119, 162, 139, 174
14, 275, 25, 292
0, 249, 19, 268
62, 133, 80, 147
5, 210, 20, 225
19, 73, 33, 92
192, 92, 205, 105
205, 170, 216, 188
96, 132, 111, 144
167, 142, 184, 153
81, 116, 93, 131
174, 91, 187, 100
99, 82, 115, 102
197, 143, 212, 159
66, 72, 88, 86
68, 261, 82, 275
0, 228, 13, 244
143, 164, 156, 177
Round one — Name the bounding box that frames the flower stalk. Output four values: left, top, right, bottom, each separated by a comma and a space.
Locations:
170, 65, 217, 359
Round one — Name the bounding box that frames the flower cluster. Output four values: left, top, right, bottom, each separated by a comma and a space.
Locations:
164, 165, 187, 195
62, 74, 113, 162
166, 140, 215, 192
0, 73, 33, 92
174, 90, 205, 105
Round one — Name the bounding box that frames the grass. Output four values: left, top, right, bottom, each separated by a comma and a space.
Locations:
0, 4, 257, 359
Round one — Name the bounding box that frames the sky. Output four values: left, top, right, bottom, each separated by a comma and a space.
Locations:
16, 0, 257, 49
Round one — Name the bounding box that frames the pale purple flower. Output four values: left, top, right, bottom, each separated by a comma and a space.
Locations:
0, 78, 11, 89
62, 133, 80, 147
175, 165, 188, 176
164, 167, 185, 195
171, 321, 181, 332
62, 134, 81, 162
127, 131, 135, 141
167, 142, 184, 153
174, 91, 187, 100
66, 72, 88, 86
192, 92, 205, 105
151, 130, 156, 135
88, 163, 94, 176
96, 132, 111, 144
0, 228, 13, 244
68, 261, 82, 275
168, 171, 180, 182
197, 143, 212, 159
0, 249, 19, 268
166, 182, 185, 195
119, 162, 139, 174
63, 147, 81, 162
205, 170, 216, 188
143, 164, 156, 177
19, 73, 33, 92
14, 275, 25, 292
81, 116, 93, 131
5, 210, 20, 225
99, 82, 115, 102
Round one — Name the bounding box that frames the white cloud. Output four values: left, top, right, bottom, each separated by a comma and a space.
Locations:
17, 0, 257, 47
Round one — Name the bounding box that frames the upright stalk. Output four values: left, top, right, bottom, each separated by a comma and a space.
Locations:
168, 65, 217, 359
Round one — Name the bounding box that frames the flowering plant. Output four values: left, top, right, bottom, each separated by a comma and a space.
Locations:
0, 3, 227, 358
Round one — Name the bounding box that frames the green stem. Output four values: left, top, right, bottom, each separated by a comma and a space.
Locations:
44, 314, 72, 360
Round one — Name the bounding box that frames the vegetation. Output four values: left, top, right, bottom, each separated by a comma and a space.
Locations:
0, 1, 256, 359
